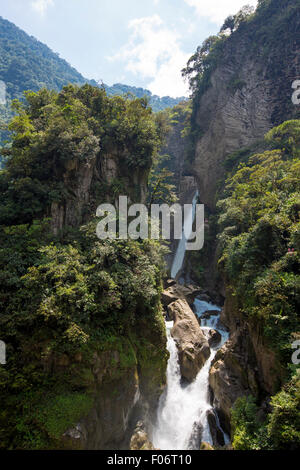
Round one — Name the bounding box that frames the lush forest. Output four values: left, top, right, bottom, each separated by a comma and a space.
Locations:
0, 15, 184, 155
0, 0, 299, 452
180, 0, 300, 450
218, 120, 300, 449
0, 84, 169, 449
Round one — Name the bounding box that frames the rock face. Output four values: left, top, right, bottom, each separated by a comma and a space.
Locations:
187, 422, 203, 450
50, 148, 149, 235
206, 409, 225, 448
162, 282, 202, 308
192, 2, 299, 211
206, 329, 222, 348
168, 299, 210, 382
50, 153, 98, 235
54, 312, 168, 450
209, 289, 285, 433
130, 422, 155, 451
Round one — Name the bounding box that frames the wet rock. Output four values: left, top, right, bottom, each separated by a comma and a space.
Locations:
187, 422, 203, 450
168, 299, 210, 382
161, 289, 179, 307
202, 310, 220, 318
130, 422, 155, 450
206, 409, 225, 447
198, 294, 211, 303
162, 283, 202, 308
207, 329, 222, 348
200, 442, 214, 450
209, 336, 254, 434
164, 279, 177, 288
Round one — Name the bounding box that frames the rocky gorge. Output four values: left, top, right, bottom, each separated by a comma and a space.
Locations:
0, 0, 299, 452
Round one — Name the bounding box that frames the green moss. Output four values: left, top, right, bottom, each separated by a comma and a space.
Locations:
36, 393, 93, 440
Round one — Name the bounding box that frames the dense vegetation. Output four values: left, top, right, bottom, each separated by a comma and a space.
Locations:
0, 15, 184, 158
105, 83, 186, 112
0, 84, 165, 227
217, 120, 300, 449
0, 85, 168, 449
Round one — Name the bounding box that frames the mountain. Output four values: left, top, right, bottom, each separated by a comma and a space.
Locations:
0, 16, 184, 123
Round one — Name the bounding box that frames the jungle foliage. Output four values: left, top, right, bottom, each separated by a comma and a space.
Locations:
0, 84, 168, 449
219, 120, 300, 450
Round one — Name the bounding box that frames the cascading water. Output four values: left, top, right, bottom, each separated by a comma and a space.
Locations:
171, 191, 199, 280
152, 304, 229, 450
152, 192, 230, 450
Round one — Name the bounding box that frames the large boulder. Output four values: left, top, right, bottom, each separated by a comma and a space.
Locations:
130, 422, 155, 450
168, 299, 210, 382
162, 282, 202, 308
200, 442, 214, 450
206, 329, 222, 348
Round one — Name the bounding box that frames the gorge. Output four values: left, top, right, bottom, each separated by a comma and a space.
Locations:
0, 0, 299, 452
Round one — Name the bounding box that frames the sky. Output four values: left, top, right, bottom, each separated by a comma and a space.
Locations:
0, 0, 258, 97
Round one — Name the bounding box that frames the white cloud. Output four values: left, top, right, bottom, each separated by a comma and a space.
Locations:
108, 15, 189, 97
31, 0, 54, 16
184, 0, 258, 24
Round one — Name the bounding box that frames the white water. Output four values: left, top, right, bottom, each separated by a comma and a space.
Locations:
154, 190, 229, 449
152, 305, 229, 450
171, 192, 199, 280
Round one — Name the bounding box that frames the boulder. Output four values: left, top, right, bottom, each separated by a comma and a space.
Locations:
202, 310, 220, 319
161, 289, 178, 307
200, 442, 214, 450
164, 279, 177, 288
130, 422, 155, 450
162, 283, 202, 308
168, 299, 210, 382
207, 329, 222, 348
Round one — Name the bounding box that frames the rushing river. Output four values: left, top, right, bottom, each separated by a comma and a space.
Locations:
152, 300, 229, 450
152, 192, 230, 450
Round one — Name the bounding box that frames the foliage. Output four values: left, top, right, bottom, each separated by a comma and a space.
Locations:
231, 396, 265, 450
232, 371, 300, 450
0, 218, 167, 448
217, 120, 300, 365
219, 121, 300, 450
104, 83, 186, 112
148, 154, 178, 206
0, 14, 184, 158
0, 82, 168, 448
0, 84, 163, 226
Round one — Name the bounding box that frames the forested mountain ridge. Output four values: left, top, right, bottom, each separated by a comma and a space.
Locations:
0, 16, 184, 126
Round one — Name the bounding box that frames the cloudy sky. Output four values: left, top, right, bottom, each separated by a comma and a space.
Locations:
0, 0, 257, 97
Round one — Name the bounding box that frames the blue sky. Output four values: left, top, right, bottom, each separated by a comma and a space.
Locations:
0, 0, 257, 97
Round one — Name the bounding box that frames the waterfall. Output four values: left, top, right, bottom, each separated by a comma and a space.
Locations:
153, 189, 229, 449
171, 191, 199, 280
152, 302, 229, 450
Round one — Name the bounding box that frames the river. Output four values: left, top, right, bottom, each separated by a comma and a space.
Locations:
152, 193, 230, 450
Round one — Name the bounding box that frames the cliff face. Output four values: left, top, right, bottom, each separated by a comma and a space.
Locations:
192, 0, 300, 210
209, 289, 285, 433
60, 315, 168, 450
50, 147, 149, 235
180, 0, 300, 436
